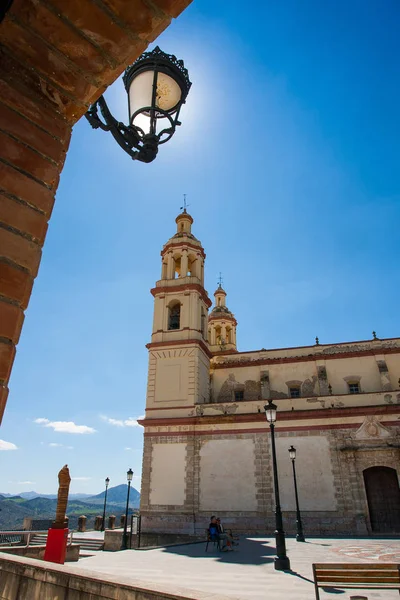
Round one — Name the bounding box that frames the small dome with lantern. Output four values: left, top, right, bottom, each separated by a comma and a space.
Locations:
208, 281, 237, 353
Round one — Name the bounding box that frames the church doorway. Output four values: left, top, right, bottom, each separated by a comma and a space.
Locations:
363, 466, 400, 533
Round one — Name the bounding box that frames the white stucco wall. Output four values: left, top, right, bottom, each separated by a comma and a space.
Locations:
276, 435, 337, 511
149, 443, 186, 506
199, 439, 257, 511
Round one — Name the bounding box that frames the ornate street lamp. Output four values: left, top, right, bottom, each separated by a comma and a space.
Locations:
264, 400, 291, 571
101, 477, 110, 532
121, 468, 133, 550
288, 446, 305, 542
85, 46, 191, 163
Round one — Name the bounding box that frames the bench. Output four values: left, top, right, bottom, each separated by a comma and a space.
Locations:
312, 563, 400, 599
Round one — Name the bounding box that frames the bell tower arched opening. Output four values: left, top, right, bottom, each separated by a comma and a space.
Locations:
168, 302, 181, 330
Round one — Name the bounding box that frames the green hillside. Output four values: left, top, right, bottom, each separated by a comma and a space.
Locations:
0, 485, 140, 530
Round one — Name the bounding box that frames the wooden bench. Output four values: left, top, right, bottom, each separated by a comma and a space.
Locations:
312, 563, 400, 599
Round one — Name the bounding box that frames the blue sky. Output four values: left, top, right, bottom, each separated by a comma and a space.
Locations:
1, 0, 399, 494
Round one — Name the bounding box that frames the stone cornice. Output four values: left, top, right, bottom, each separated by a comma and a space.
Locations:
142, 420, 400, 437
212, 345, 400, 369
161, 241, 206, 259
150, 283, 212, 308
146, 337, 212, 358
138, 403, 400, 428
208, 314, 237, 325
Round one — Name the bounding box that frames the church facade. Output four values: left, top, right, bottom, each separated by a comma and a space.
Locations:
139, 211, 400, 539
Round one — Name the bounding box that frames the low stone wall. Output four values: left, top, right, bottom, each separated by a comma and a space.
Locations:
0, 553, 228, 600
141, 512, 370, 539
104, 529, 125, 551
0, 544, 80, 562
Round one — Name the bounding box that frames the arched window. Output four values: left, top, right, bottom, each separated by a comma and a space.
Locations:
168, 303, 181, 330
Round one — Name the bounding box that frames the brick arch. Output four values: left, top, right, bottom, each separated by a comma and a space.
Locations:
0, 0, 192, 423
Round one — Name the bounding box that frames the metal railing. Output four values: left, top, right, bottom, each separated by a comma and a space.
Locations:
0, 530, 75, 547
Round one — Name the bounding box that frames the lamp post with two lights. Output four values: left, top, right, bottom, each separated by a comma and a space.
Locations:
264, 400, 290, 571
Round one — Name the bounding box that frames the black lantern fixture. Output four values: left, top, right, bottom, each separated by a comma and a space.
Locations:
121, 468, 134, 550
288, 446, 305, 542
264, 400, 291, 571
85, 46, 191, 164
101, 477, 110, 532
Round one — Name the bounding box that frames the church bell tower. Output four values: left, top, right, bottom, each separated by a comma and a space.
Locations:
146, 210, 212, 408
208, 283, 237, 353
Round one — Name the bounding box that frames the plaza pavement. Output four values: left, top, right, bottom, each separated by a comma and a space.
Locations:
73, 536, 400, 600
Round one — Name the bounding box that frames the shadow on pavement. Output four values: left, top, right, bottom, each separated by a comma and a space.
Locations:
161, 537, 276, 565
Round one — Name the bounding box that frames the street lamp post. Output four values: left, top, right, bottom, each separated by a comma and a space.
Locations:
85, 46, 191, 163
121, 468, 133, 550
264, 400, 291, 571
101, 477, 110, 532
288, 446, 305, 542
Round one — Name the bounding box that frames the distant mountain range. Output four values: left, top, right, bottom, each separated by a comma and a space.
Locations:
0, 485, 140, 530
0, 492, 92, 500
86, 484, 141, 506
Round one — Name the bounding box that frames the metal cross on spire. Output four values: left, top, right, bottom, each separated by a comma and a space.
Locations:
180, 194, 189, 213
217, 272, 223, 288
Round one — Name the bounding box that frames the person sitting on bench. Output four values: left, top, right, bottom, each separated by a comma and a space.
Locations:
209, 516, 233, 551
217, 518, 238, 546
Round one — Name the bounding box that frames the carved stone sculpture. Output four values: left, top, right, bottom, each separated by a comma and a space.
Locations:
54, 464, 71, 528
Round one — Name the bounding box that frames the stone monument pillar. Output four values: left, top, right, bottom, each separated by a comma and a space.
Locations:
44, 464, 71, 564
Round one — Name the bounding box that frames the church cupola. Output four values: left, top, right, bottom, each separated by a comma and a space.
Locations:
208, 282, 237, 353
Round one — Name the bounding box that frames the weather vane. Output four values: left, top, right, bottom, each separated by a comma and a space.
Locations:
180, 194, 189, 213
218, 272, 223, 288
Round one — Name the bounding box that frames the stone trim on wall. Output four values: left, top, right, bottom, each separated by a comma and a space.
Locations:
146, 338, 212, 358
140, 403, 400, 427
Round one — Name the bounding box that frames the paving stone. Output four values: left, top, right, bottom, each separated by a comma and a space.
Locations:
73, 536, 400, 600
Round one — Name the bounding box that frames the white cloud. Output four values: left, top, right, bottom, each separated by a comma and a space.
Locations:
18, 481, 36, 485
34, 418, 96, 434
71, 477, 91, 481
0, 439, 18, 451
101, 415, 144, 428
48, 443, 74, 449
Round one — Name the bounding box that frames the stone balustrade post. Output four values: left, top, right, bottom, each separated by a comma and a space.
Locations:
78, 515, 86, 532
108, 515, 116, 530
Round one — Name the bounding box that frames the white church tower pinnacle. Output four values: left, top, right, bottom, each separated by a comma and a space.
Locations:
145, 209, 212, 409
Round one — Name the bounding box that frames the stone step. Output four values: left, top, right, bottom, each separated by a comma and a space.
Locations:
30, 534, 104, 552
